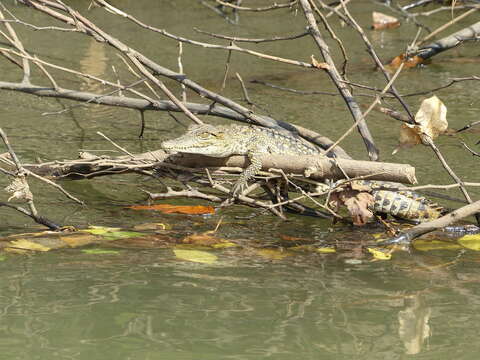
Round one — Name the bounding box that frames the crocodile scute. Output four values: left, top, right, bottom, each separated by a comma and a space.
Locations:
353, 180, 447, 222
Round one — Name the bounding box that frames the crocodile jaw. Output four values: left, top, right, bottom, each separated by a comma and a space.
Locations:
161, 139, 234, 157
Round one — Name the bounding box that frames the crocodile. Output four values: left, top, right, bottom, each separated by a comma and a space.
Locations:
161, 123, 323, 194
352, 180, 447, 222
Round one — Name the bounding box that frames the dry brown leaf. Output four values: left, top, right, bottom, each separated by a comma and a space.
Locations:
372, 11, 400, 30
393, 96, 448, 154
128, 204, 215, 215
344, 192, 375, 226
60, 233, 98, 248
387, 54, 425, 70
330, 190, 374, 226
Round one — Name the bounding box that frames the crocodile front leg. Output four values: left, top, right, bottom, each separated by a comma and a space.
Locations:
231, 150, 263, 196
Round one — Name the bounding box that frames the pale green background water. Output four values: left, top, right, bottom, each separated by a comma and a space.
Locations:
0, 0, 479, 359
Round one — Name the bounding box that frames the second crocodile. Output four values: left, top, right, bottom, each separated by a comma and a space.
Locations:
353, 180, 448, 222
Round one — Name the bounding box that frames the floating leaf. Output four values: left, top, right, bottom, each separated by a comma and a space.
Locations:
129, 204, 215, 215
414, 239, 462, 251
182, 232, 236, 248
372, 11, 400, 30
255, 248, 291, 260
82, 226, 122, 235
4, 248, 28, 254
393, 96, 447, 154
173, 248, 217, 264
211, 242, 237, 249
279, 234, 314, 243
182, 233, 225, 246
133, 222, 171, 231
317, 247, 336, 253
8, 238, 51, 252
102, 231, 144, 241
458, 234, 480, 251
60, 233, 99, 248
367, 247, 392, 260
82, 249, 120, 255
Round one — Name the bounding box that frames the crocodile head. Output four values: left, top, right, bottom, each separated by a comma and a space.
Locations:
161, 124, 235, 157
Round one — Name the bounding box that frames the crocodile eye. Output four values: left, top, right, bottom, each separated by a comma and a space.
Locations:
199, 132, 210, 139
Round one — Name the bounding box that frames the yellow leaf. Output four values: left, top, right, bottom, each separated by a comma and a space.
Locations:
8, 239, 51, 252
367, 247, 392, 260
82, 226, 121, 235
393, 96, 447, 154
415, 96, 448, 140
211, 242, 237, 249
458, 234, 480, 251
173, 249, 217, 264
414, 239, 462, 251
133, 222, 171, 231
317, 247, 336, 253
82, 249, 120, 255
102, 231, 144, 241
4, 248, 28, 254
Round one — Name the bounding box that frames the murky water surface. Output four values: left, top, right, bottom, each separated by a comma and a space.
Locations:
1, 0, 480, 359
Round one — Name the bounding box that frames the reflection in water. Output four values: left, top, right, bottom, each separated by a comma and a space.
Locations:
79, 38, 108, 93
398, 292, 431, 355
1, 251, 480, 359
78, 38, 117, 120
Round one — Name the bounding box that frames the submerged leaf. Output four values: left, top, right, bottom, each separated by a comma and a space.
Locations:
133, 222, 171, 231
60, 233, 99, 248
182, 233, 225, 246
173, 248, 218, 264
414, 239, 462, 251
255, 248, 292, 260
458, 234, 480, 251
211, 242, 237, 249
8, 238, 52, 252
129, 204, 215, 215
82, 249, 120, 255
102, 231, 144, 241
367, 247, 392, 260
316, 247, 336, 253
82, 226, 122, 235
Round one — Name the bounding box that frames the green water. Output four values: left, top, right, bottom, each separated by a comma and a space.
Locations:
1, 0, 480, 358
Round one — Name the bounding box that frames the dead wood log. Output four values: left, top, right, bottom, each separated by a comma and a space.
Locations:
21, 150, 417, 184
415, 20, 480, 60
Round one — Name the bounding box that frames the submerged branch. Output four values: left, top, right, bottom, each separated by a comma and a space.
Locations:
379, 200, 480, 246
